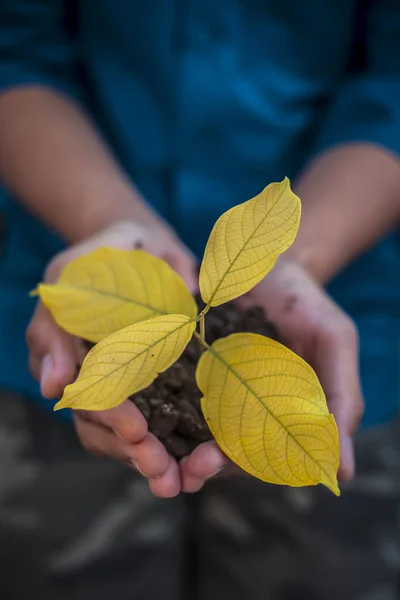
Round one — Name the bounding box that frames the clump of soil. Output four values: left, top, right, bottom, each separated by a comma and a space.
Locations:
130, 297, 276, 459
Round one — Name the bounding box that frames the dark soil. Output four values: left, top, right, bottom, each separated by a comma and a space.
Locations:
130, 297, 276, 459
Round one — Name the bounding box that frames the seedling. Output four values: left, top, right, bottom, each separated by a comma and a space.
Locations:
34, 179, 340, 494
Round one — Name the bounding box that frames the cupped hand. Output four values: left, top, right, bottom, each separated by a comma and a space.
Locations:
26, 220, 198, 498
180, 258, 364, 492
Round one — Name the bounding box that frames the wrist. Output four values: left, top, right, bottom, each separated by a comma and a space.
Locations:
284, 243, 330, 286
68, 185, 169, 244
286, 143, 400, 286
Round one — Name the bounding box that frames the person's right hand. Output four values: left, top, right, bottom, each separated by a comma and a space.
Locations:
179, 258, 364, 492
26, 220, 198, 498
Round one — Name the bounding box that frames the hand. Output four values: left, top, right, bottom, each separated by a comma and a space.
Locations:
180, 259, 364, 492
27, 219, 198, 498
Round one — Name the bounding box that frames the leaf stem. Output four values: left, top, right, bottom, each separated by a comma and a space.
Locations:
194, 330, 210, 351
202, 303, 211, 316
200, 313, 206, 343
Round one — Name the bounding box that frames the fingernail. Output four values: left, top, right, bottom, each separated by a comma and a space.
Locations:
132, 460, 147, 478
40, 354, 53, 391
114, 430, 129, 444
206, 464, 226, 479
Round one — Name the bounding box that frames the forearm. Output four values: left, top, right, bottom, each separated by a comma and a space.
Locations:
288, 143, 400, 284
0, 87, 162, 243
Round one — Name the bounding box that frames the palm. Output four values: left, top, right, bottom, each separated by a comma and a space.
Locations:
240, 260, 363, 481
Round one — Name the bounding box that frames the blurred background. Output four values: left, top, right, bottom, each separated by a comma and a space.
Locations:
1, 393, 400, 599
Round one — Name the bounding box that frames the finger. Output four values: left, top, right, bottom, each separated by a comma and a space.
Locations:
148, 456, 181, 498
337, 435, 355, 483
181, 441, 229, 491
180, 457, 205, 493
27, 304, 85, 399
129, 433, 170, 478
74, 415, 135, 463
316, 320, 364, 482
75, 400, 148, 445
75, 415, 170, 481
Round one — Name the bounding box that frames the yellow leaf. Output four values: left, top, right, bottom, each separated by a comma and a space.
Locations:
34, 248, 197, 342
197, 333, 340, 495
55, 314, 195, 411
199, 178, 301, 307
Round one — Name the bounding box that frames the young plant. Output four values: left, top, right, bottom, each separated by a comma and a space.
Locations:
34, 179, 340, 495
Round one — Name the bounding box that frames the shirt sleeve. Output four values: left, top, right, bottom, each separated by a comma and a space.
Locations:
0, 0, 81, 100
316, 0, 400, 158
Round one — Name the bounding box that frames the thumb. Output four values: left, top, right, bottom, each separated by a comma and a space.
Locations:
27, 305, 84, 399
40, 330, 81, 399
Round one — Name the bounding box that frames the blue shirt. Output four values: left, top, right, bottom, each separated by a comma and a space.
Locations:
0, 0, 399, 426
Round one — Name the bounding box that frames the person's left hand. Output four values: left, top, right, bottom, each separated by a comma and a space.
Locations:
27, 220, 199, 499
180, 259, 364, 492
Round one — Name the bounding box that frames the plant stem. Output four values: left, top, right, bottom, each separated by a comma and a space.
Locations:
202, 303, 211, 316
194, 330, 210, 351
200, 313, 206, 343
